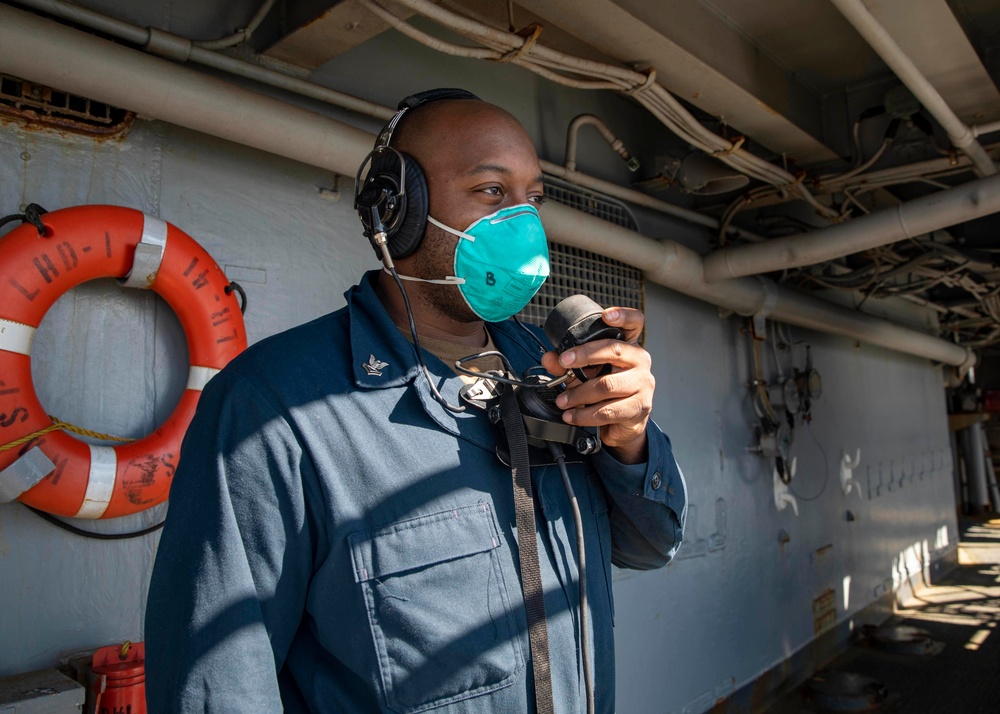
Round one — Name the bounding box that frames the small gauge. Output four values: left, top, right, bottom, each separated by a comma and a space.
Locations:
783, 378, 801, 414
807, 369, 823, 400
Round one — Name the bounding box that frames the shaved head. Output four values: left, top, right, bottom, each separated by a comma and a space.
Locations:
392, 98, 520, 151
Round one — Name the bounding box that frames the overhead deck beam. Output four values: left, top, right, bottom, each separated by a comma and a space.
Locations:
516, 0, 839, 164
264, 0, 623, 71
265, 0, 415, 69
831, 0, 996, 177
867, 0, 1000, 125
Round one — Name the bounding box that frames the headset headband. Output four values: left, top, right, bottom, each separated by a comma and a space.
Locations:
374, 88, 481, 149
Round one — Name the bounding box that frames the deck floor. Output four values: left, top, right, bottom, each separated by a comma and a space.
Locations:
766, 518, 1000, 714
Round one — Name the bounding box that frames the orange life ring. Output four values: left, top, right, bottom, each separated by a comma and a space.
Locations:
0, 205, 247, 518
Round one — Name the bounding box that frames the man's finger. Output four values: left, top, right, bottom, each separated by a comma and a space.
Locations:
541, 350, 568, 376
601, 307, 644, 343
558, 339, 651, 372
562, 393, 652, 429
556, 370, 647, 410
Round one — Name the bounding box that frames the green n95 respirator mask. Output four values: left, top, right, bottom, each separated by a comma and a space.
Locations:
397, 204, 550, 322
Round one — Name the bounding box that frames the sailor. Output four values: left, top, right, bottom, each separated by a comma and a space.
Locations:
145, 89, 687, 713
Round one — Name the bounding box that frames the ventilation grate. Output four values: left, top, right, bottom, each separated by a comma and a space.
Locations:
519, 176, 645, 341
542, 175, 640, 231
0, 74, 133, 136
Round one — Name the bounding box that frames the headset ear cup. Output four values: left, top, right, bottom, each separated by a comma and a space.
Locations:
356, 170, 400, 260
388, 153, 429, 260
359, 151, 429, 260
357, 88, 478, 262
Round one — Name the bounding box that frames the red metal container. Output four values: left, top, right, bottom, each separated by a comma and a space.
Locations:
91, 641, 146, 714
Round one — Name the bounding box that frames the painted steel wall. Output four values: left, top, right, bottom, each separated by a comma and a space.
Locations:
613, 290, 954, 712
0, 21, 957, 713
0, 118, 370, 673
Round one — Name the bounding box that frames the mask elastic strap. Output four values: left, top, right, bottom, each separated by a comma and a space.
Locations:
383, 267, 466, 285
427, 215, 477, 242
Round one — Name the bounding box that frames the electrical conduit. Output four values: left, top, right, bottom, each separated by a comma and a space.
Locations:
0, 4, 974, 370
702, 172, 1000, 282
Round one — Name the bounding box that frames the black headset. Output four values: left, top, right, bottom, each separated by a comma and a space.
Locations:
354, 88, 481, 261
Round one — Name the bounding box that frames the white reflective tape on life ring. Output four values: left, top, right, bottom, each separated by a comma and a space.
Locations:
74, 445, 117, 519
120, 214, 168, 289
0, 447, 55, 503
142, 214, 169, 250
186, 365, 220, 392
0, 317, 36, 356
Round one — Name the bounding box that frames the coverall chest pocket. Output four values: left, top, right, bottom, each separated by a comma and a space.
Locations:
349, 503, 523, 713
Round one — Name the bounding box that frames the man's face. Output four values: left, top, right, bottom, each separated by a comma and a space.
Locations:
397, 101, 545, 323
419, 103, 544, 231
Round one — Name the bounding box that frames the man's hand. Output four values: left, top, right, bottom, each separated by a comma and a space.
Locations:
540, 307, 654, 465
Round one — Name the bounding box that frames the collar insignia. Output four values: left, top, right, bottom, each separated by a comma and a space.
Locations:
363, 354, 390, 377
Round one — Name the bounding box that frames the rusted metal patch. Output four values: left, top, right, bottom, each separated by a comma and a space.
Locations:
0, 74, 134, 139
813, 588, 837, 634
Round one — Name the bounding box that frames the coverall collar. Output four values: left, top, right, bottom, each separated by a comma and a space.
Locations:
346, 270, 549, 451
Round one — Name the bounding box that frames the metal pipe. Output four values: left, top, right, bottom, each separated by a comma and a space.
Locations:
0, 3, 976, 370
542, 202, 974, 368
12, 0, 150, 43
9, 0, 759, 240
962, 424, 992, 514
0, 4, 375, 174
564, 114, 637, 172
830, 0, 996, 177
973, 119, 1000, 139
982, 440, 1000, 512
537, 160, 766, 242
194, 0, 277, 50
12, 0, 395, 121
949, 427, 966, 510
702, 172, 1000, 282
814, 151, 981, 194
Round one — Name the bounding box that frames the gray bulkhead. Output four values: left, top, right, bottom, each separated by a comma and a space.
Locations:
0, 2, 961, 711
